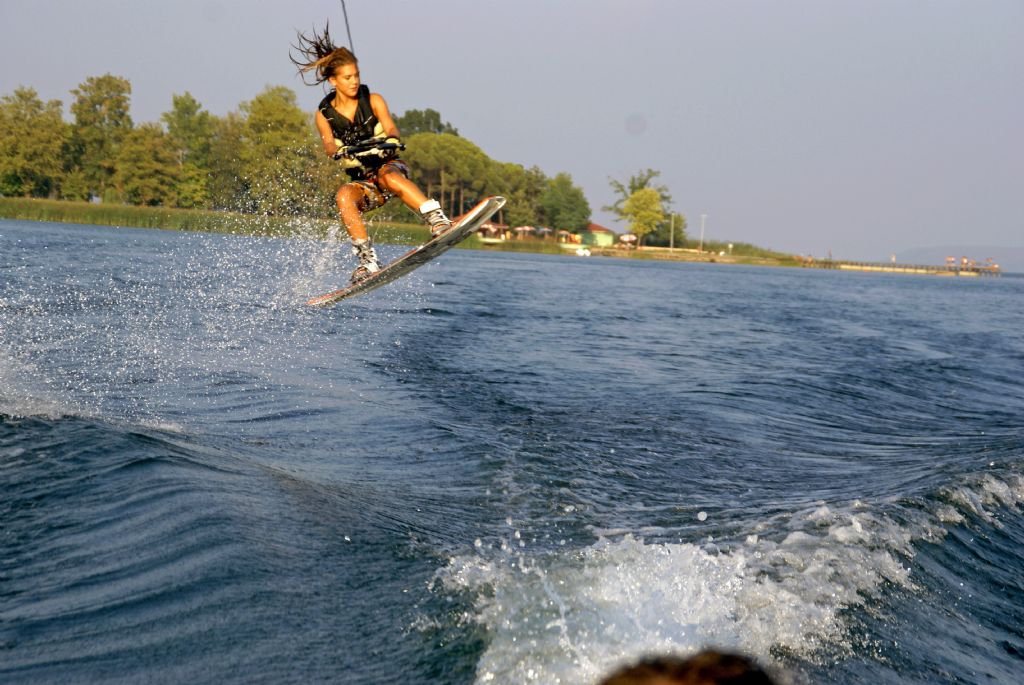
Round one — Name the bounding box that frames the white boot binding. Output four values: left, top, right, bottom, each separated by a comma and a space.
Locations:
350, 238, 381, 283
419, 199, 453, 237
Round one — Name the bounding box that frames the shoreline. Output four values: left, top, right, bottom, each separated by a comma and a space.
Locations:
0, 197, 801, 268
11, 197, 1004, 275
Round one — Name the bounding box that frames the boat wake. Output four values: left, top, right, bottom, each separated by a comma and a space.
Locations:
437, 468, 1024, 684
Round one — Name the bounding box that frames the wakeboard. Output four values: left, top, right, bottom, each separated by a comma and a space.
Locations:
306, 195, 506, 306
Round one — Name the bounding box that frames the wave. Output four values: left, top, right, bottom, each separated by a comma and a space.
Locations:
436, 468, 1024, 684
0, 410, 255, 680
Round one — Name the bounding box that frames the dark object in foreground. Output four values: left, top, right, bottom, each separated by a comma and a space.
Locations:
598, 650, 778, 685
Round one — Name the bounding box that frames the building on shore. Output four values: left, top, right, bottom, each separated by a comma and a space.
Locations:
578, 223, 617, 247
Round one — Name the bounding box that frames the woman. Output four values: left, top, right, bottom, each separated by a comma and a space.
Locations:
292, 26, 452, 283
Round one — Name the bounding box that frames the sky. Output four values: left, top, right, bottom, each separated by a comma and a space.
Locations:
1, 0, 1021, 261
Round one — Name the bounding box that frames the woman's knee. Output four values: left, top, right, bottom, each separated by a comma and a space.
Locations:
336, 186, 362, 211
378, 168, 410, 193
376, 171, 397, 193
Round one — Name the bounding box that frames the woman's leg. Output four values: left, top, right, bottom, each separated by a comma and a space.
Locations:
336, 184, 368, 240
336, 183, 382, 281
376, 165, 428, 210
377, 165, 451, 235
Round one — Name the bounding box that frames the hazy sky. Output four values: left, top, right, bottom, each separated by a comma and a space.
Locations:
2, 0, 1021, 260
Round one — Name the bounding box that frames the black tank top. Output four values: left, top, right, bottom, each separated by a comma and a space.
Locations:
318, 84, 379, 145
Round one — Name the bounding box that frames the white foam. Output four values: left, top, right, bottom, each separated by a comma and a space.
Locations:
438, 471, 1024, 685
439, 509, 915, 684
941, 473, 1024, 525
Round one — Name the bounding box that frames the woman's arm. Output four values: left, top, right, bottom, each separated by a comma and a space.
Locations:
369, 93, 401, 139
315, 110, 342, 156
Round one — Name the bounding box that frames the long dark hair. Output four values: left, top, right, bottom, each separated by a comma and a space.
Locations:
290, 23, 357, 86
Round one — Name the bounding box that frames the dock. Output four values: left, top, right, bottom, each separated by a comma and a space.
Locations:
807, 260, 1001, 277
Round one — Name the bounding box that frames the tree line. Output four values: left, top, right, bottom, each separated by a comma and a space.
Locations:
0, 74, 705, 248
0, 75, 594, 230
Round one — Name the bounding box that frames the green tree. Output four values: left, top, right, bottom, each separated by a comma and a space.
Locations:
113, 123, 180, 206
238, 86, 317, 215
605, 168, 672, 219
69, 74, 133, 199
174, 162, 210, 209
59, 170, 90, 201
394, 108, 458, 136
645, 211, 688, 247
0, 87, 69, 197
159, 92, 215, 208
621, 187, 665, 246
206, 112, 247, 210
492, 162, 547, 227
540, 172, 590, 230
162, 91, 213, 167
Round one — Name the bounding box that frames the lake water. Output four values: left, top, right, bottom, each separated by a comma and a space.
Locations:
2, 218, 1022, 684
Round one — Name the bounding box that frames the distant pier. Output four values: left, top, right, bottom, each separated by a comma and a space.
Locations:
807, 260, 1001, 277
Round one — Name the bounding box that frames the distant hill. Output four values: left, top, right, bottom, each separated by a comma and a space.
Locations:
895, 245, 1024, 274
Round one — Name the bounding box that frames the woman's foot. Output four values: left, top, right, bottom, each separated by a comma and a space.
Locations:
350, 239, 380, 282
419, 199, 453, 237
